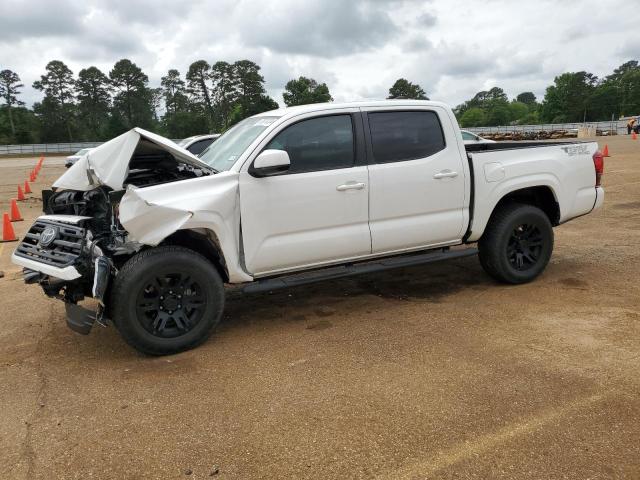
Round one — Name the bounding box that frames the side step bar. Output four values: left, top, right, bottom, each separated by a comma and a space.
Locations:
242, 247, 478, 294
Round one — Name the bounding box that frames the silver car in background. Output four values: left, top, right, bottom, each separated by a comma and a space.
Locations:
461, 130, 496, 145
65, 148, 94, 168
177, 134, 220, 156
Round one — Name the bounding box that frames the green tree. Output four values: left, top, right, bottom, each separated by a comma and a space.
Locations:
540, 71, 598, 122
455, 87, 509, 117
516, 92, 537, 106
161, 69, 189, 115
75, 66, 111, 140
186, 60, 214, 127
0, 106, 38, 144
226, 60, 279, 125
109, 59, 153, 130
210, 61, 238, 129
32, 60, 75, 141
149, 87, 163, 123
606, 60, 639, 84
283, 77, 332, 106
0, 69, 24, 140
487, 103, 512, 126
459, 107, 486, 127
33, 97, 69, 142
387, 78, 428, 100
508, 101, 529, 123
615, 64, 640, 116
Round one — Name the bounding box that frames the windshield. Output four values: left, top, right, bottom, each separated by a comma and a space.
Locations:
199, 116, 279, 171
75, 148, 90, 155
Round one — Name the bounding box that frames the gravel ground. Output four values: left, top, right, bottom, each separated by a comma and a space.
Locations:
0, 137, 638, 479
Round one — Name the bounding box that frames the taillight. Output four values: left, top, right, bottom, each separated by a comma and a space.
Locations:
593, 150, 604, 187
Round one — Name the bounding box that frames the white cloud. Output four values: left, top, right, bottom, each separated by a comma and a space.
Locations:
0, 0, 638, 108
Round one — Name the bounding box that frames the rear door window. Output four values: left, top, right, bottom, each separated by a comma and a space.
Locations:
368, 111, 445, 164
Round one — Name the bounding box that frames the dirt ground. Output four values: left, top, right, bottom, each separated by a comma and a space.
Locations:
0, 137, 638, 479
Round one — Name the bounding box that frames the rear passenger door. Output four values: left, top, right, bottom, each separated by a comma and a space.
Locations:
363, 107, 467, 254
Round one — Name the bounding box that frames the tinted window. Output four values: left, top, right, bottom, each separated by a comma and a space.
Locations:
461, 131, 476, 141
266, 115, 354, 173
368, 111, 445, 163
187, 139, 214, 155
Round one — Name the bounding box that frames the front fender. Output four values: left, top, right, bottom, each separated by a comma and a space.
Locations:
118, 172, 252, 283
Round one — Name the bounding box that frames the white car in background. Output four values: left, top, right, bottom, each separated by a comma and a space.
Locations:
461, 130, 496, 145
65, 148, 94, 168
178, 134, 220, 156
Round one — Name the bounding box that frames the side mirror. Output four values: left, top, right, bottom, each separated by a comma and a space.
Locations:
250, 149, 291, 177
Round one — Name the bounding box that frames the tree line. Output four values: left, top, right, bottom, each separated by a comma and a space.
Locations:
0, 59, 336, 144
1, 59, 639, 144
455, 60, 640, 127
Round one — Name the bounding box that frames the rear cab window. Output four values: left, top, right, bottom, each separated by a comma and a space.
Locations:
367, 111, 446, 163
461, 131, 476, 141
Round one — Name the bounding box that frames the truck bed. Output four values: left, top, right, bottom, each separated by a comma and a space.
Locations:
464, 140, 601, 243
465, 140, 588, 153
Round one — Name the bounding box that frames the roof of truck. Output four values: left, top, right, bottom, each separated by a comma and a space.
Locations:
256, 100, 450, 119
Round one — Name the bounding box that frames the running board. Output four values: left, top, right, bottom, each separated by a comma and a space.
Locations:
242, 248, 478, 294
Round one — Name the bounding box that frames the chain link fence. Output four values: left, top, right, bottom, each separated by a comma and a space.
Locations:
0, 121, 631, 157
0, 142, 102, 156
468, 119, 626, 136
0, 139, 184, 156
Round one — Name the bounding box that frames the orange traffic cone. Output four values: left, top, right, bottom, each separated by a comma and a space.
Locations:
1, 213, 18, 242
602, 145, 610, 157
30, 170, 35, 182
17, 185, 26, 201
633, 132, 638, 140
24, 180, 32, 194
9, 199, 23, 222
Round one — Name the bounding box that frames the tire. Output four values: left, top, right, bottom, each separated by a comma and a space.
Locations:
111, 246, 225, 355
478, 203, 554, 284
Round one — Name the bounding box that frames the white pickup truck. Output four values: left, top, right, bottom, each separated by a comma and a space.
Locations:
12, 101, 605, 355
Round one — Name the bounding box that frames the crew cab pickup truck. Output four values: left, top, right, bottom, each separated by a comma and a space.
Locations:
11, 101, 605, 355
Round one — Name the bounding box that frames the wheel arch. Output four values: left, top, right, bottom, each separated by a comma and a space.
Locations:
468, 184, 560, 242
160, 228, 230, 283
492, 186, 560, 225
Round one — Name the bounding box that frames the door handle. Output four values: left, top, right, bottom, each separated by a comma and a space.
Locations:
336, 182, 366, 191
433, 170, 459, 179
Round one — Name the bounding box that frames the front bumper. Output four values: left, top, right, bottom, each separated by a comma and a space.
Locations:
11, 215, 112, 335
11, 252, 81, 280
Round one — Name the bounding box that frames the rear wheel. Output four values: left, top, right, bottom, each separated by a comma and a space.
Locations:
478, 203, 554, 284
111, 246, 225, 355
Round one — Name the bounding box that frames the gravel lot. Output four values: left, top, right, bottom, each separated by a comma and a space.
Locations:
0, 137, 639, 479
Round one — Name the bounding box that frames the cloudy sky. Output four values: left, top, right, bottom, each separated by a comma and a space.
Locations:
1, 0, 638, 108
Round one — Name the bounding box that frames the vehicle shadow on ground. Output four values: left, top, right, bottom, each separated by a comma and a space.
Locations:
220, 256, 493, 332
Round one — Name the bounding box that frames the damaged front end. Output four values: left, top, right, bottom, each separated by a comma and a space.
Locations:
15, 211, 116, 334
11, 127, 216, 335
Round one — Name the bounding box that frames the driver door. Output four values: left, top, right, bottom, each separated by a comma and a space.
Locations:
239, 112, 371, 276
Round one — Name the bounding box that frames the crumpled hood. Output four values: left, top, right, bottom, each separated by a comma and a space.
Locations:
53, 127, 211, 191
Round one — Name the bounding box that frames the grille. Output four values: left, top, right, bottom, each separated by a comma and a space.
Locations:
15, 219, 85, 268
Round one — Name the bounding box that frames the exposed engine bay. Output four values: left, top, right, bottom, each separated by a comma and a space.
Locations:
14, 132, 213, 330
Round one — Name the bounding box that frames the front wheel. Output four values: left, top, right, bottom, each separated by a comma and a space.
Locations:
111, 246, 225, 355
478, 203, 554, 284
